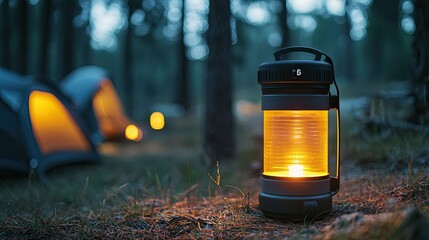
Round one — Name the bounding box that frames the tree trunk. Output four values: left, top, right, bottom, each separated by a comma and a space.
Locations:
59, 0, 75, 78
16, 0, 27, 74
204, 0, 234, 164
38, 0, 52, 75
411, 0, 429, 123
72, 0, 90, 67
80, 28, 91, 65
176, 0, 189, 113
122, 0, 139, 115
344, 0, 355, 81
0, 0, 10, 69
368, 0, 400, 80
81, 0, 91, 65
278, 0, 289, 48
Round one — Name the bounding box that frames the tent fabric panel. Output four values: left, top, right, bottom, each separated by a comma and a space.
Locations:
0, 158, 29, 175
28, 90, 91, 154
34, 151, 100, 175
60, 66, 108, 109
92, 80, 130, 140
0, 99, 29, 173
0, 68, 34, 90
0, 89, 24, 112
0, 133, 29, 171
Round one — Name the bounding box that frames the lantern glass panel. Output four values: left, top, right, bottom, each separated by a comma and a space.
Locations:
263, 110, 328, 178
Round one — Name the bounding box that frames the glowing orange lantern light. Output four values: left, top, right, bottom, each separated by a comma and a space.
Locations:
125, 124, 143, 141
258, 47, 340, 219
150, 112, 165, 130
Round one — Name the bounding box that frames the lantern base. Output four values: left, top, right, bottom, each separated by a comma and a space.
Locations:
259, 192, 332, 220
259, 175, 332, 220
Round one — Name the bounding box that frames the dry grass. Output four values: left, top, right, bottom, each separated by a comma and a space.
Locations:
1, 168, 428, 239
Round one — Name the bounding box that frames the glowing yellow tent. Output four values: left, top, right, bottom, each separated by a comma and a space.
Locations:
60, 66, 142, 144
0, 69, 100, 176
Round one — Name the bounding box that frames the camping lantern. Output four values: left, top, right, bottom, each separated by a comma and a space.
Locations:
258, 47, 340, 219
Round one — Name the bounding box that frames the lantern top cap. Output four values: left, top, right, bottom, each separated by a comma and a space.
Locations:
258, 46, 335, 85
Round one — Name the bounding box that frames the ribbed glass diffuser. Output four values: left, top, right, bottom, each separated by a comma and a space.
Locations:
263, 110, 328, 178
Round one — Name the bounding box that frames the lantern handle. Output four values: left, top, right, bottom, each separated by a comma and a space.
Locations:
274, 47, 336, 71
330, 72, 340, 196
274, 46, 324, 61
330, 107, 341, 195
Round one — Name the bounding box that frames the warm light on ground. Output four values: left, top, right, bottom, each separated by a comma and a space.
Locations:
288, 164, 304, 177
125, 124, 142, 141
150, 112, 165, 130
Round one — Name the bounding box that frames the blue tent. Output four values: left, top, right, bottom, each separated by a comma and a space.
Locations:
0, 68, 100, 177
61, 66, 142, 143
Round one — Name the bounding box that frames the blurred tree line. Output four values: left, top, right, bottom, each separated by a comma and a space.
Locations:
0, 0, 425, 162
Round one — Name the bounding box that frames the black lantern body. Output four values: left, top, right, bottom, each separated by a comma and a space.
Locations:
258, 47, 340, 219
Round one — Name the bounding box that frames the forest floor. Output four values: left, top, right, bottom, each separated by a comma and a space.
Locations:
1, 98, 429, 239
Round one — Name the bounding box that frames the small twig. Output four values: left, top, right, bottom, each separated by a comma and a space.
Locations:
208, 161, 235, 218
225, 185, 245, 198
208, 161, 221, 192
226, 185, 250, 209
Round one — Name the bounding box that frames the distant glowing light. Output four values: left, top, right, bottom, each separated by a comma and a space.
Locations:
125, 124, 143, 141
186, 0, 209, 13
288, 0, 322, 14
268, 32, 282, 47
401, 17, 415, 34
150, 112, 165, 130
184, 33, 203, 47
401, 0, 415, 35
350, 28, 366, 41
184, 13, 208, 33
187, 44, 208, 60
355, 0, 372, 6
288, 164, 304, 177
184, 0, 209, 61
90, 0, 127, 51
131, 9, 145, 26
325, 0, 345, 16
162, 0, 182, 41
402, 1, 414, 15
350, 8, 365, 26
168, 8, 182, 22
291, 15, 317, 32
163, 25, 180, 41
349, 7, 367, 41
246, 2, 271, 26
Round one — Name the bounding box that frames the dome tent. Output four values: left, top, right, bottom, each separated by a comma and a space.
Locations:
60, 65, 142, 144
0, 97, 29, 175
0, 68, 100, 176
